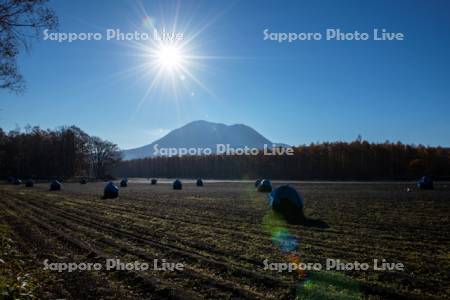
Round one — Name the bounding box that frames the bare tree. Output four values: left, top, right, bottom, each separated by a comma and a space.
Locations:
0, 0, 58, 92
89, 136, 122, 179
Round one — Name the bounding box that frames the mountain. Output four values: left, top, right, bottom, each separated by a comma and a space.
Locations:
122, 120, 280, 160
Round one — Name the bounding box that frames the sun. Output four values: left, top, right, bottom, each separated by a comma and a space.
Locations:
118, 7, 225, 112
154, 44, 183, 71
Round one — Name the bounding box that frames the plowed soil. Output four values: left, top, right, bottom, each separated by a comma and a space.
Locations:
0, 181, 449, 299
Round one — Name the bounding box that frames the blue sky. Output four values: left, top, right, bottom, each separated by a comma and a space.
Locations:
1, 0, 450, 149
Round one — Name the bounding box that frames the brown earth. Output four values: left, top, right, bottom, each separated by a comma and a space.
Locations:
0, 181, 449, 299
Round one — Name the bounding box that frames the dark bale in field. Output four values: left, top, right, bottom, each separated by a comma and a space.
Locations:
80, 178, 88, 184
196, 178, 203, 187
50, 180, 61, 191
7, 176, 15, 183
13, 178, 23, 185
269, 185, 305, 224
173, 179, 182, 190
255, 179, 262, 188
417, 176, 434, 190
104, 181, 119, 199
120, 178, 128, 187
151, 179, 157, 185
25, 179, 34, 187
258, 179, 272, 193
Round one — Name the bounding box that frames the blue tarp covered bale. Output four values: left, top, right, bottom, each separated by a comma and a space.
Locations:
50, 180, 61, 191
258, 179, 272, 193
120, 178, 128, 187
269, 185, 305, 223
196, 178, 203, 187
104, 181, 119, 199
173, 179, 182, 190
255, 179, 262, 188
417, 176, 434, 190
151, 179, 157, 185
25, 179, 34, 187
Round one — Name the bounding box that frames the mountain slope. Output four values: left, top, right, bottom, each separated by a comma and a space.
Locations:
122, 120, 274, 160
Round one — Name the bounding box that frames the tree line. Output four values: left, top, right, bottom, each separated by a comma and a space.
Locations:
114, 141, 450, 180
2, 127, 449, 181
0, 126, 121, 180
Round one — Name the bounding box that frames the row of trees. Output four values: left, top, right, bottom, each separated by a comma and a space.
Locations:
114, 141, 450, 180
2, 128, 449, 181
0, 126, 121, 179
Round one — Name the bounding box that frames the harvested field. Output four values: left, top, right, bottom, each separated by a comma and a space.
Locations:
0, 181, 449, 299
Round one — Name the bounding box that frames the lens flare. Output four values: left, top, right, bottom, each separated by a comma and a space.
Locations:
263, 212, 299, 252
272, 228, 299, 252
262, 197, 362, 299
142, 16, 155, 29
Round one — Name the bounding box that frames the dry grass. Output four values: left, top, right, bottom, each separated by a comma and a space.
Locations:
0, 181, 449, 299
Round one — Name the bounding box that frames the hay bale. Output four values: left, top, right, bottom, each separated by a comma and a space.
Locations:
269, 185, 305, 224
13, 178, 23, 185
173, 179, 182, 190
104, 181, 119, 199
196, 178, 203, 187
80, 178, 88, 184
151, 179, 157, 185
254, 179, 262, 188
120, 179, 128, 187
50, 180, 61, 191
257, 179, 272, 193
417, 176, 434, 190
25, 179, 34, 187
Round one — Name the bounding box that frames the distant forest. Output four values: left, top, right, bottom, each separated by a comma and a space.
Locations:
0, 126, 121, 179
1, 126, 449, 180
115, 141, 450, 180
